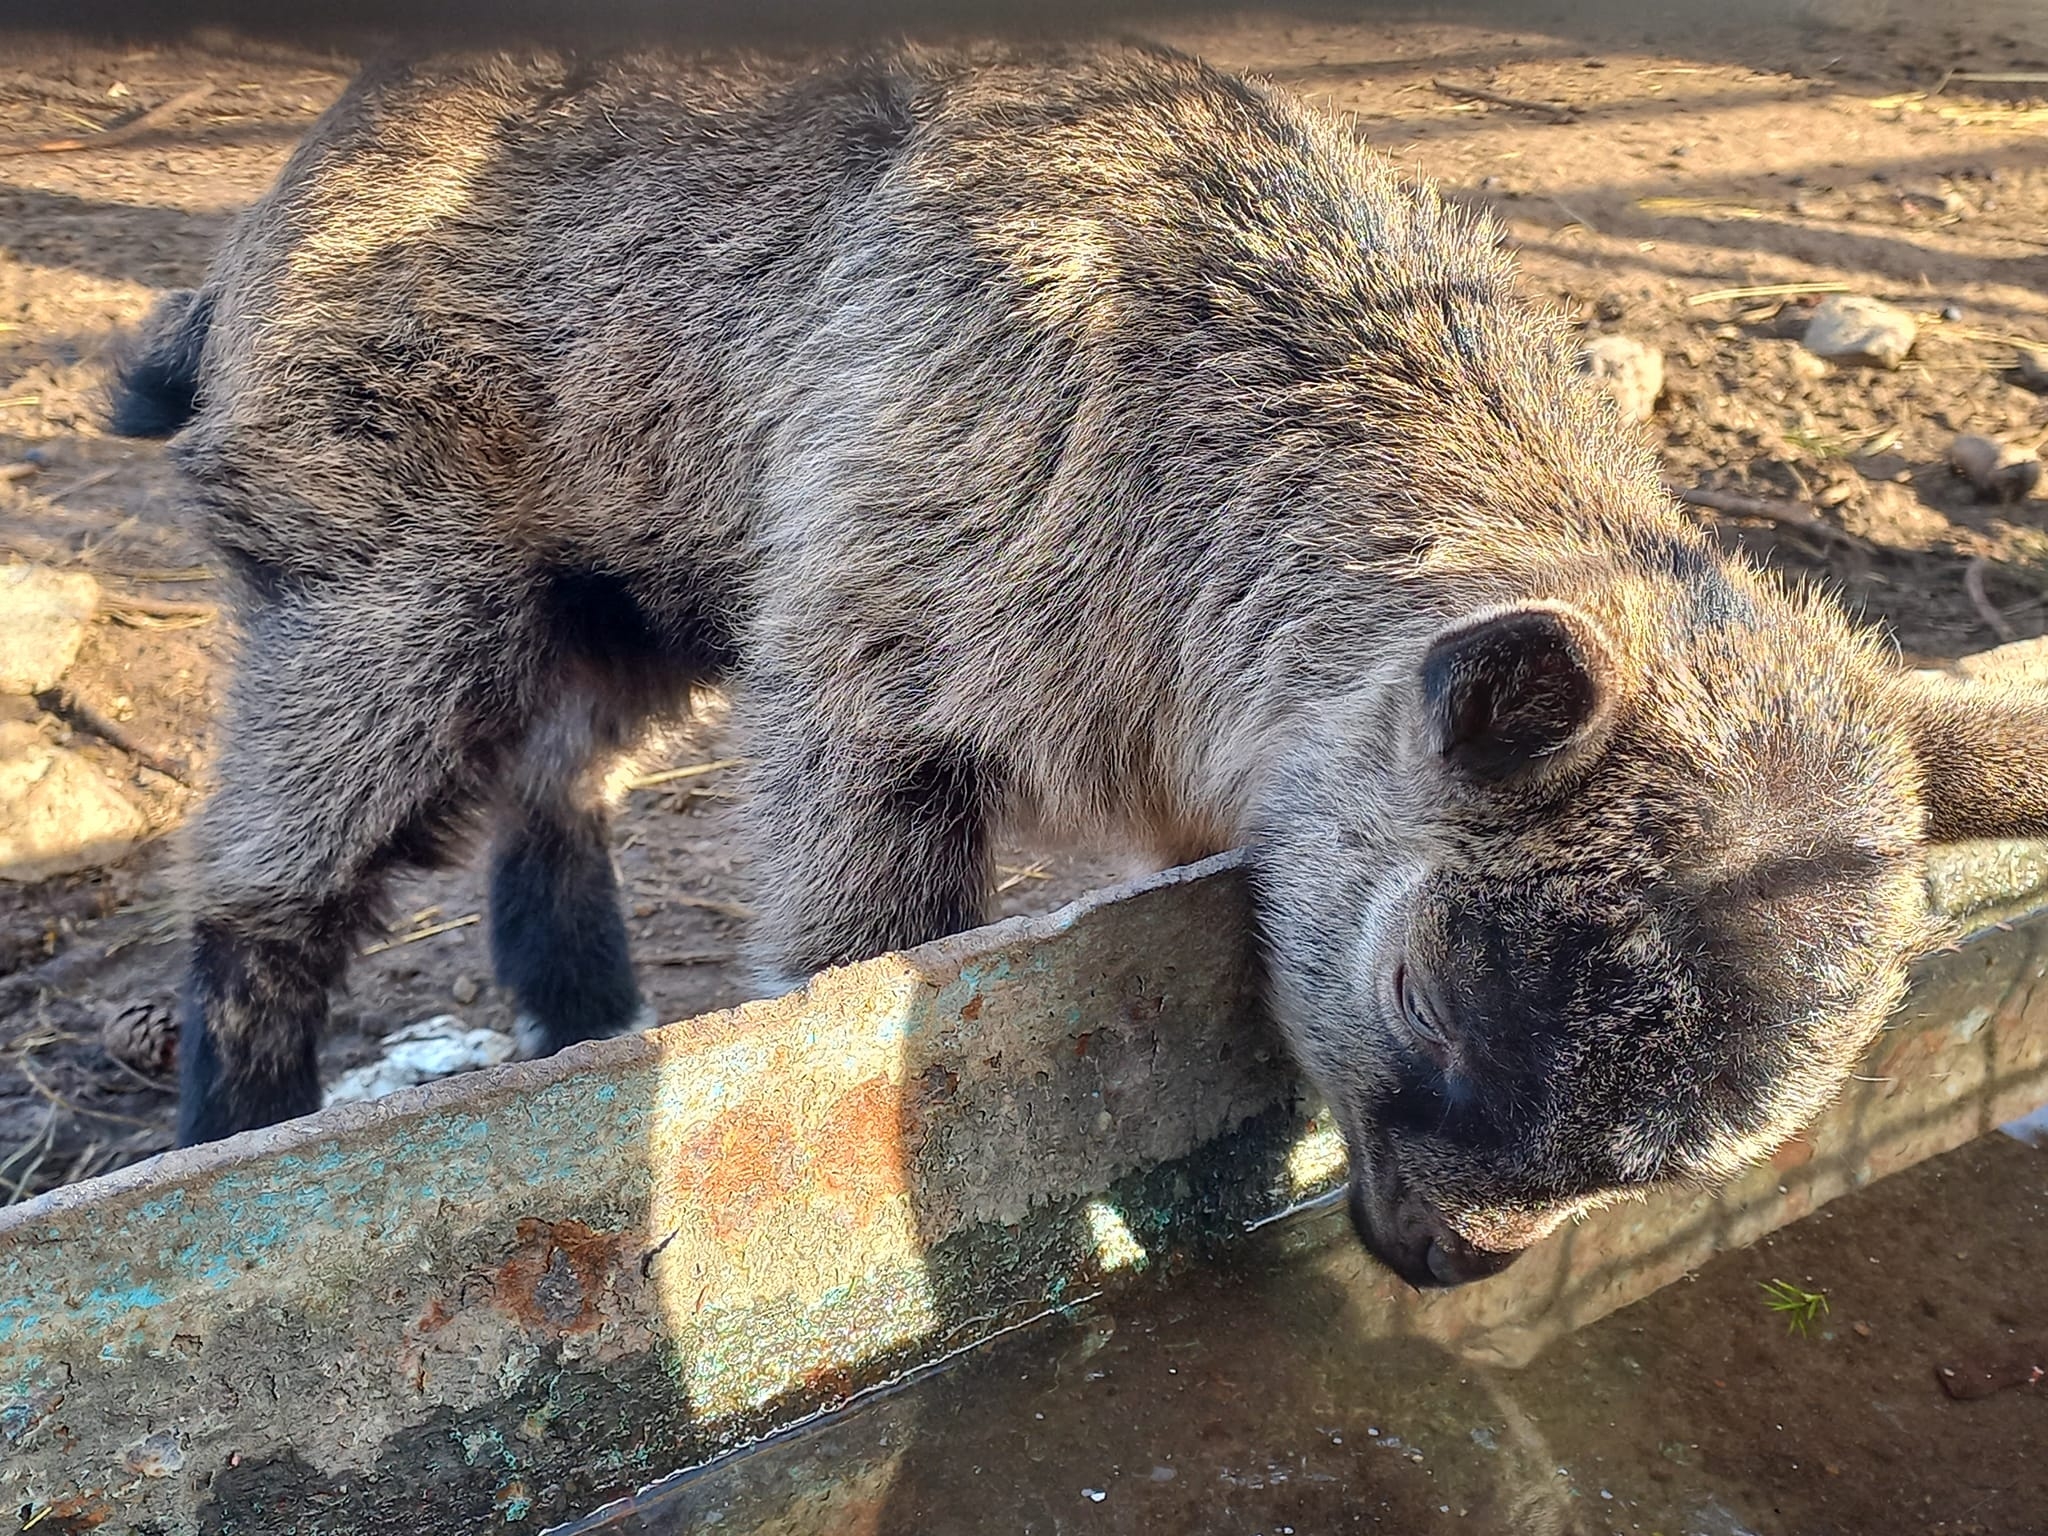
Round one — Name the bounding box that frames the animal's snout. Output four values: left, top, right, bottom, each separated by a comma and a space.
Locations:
1348, 1175, 1526, 1290
1422, 1227, 1523, 1287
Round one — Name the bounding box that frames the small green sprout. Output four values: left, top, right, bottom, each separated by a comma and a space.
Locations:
1760, 1278, 1829, 1336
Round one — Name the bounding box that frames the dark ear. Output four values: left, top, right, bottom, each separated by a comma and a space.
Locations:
1893, 673, 2048, 842
1422, 603, 1617, 783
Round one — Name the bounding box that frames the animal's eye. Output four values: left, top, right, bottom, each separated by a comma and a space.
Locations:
1394, 960, 1453, 1069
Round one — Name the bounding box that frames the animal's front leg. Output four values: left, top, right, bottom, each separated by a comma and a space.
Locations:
738, 698, 995, 996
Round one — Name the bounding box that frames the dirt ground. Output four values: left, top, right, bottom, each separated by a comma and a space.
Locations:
0, 0, 2045, 1336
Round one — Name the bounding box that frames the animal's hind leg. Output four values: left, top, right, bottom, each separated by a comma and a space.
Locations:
488, 699, 653, 1057
178, 579, 524, 1146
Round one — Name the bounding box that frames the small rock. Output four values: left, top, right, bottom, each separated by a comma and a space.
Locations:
2015, 347, 2048, 392
1581, 335, 1665, 423
0, 565, 99, 695
322, 1015, 517, 1107
1786, 347, 1831, 383
2002, 1100, 2048, 1145
1838, 480, 1951, 547
1949, 434, 2041, 504
121, 1429, 185, 1478
451, 974, 480, 1006
1814, 477, 1856, 508
0, 721, 147, 881
102, 999, 177, 1077
1802, 295, 1917, 369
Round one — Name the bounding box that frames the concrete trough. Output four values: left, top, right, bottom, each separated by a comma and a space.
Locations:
6, 739, 2048, 1530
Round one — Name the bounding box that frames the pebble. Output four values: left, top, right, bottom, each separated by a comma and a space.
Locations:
0, 564, 100, 695
0, 720, 147, 882
1581, 334, 1665, 422
1949, 433, 2041, 504
452, 974, 480, 1005
119, 1429, 186, 1479
1801, 295, 1917, 369
1788, 348, 1831, 384
2015, 347, 2048, 391
322, 1016, 518, 1107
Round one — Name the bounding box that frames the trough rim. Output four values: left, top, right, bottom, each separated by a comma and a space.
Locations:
0, 849, 1248, 1235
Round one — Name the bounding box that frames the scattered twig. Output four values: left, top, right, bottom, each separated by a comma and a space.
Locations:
97, 593, 218, 620
37, 686, 191, 786
631, 889, 753, 918
102, 564, 215, 583
76, 513, 142, 566
643, 951, 732, 967
1965, 558, 2019, 643
0, 82, 215, 155
97, 1047, 176, 1096
44, 465, 120, 501
59, 1139, 107, 1187
1868, 91, 2048, 126
1685, 280, 1850, 307
0, 1108, 58, 1206
17, 1051, 157, 1128
1951, 325, 2048, 351
1933, 68, 2048, 95
670, 894, 753, 918
101, 913, 181, 960
668, 786, 736, 803
1637, 195, 1766, 221
1545, 197, 1597, 235
359, 913, 479, 956
1665, 481, 1873, 551
0, 462, 38, 484
627, 757, 745, 791
996, 861, 1051, 894
1431, 79, 1578, 123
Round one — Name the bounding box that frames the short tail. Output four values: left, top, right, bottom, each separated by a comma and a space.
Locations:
106, 288, 215, 438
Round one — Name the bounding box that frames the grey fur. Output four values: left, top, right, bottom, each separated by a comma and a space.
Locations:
113, 41, 2048, 1283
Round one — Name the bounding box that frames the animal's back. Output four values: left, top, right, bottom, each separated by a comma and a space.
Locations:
136, 43, 1617, 636
153, 48, 919, 595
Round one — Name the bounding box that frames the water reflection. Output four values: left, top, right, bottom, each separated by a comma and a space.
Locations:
565, 1126, 2048, 1536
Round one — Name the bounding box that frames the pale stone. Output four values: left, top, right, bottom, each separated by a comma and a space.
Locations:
1802, 295, 1917, 369
0, 721, 147, 880
0, 565, 99, 695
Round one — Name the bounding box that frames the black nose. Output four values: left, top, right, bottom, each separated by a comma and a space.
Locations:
1423, 1229, 1523, 1287
1349, 1180, 1526, 1290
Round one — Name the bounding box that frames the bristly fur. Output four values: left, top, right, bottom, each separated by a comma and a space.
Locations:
115, 41, 2048, 1284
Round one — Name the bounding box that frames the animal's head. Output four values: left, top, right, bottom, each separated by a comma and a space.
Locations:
1252, 554, 2048, 1288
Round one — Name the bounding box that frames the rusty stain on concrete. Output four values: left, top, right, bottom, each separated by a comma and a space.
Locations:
492, 1219, 627, 1336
